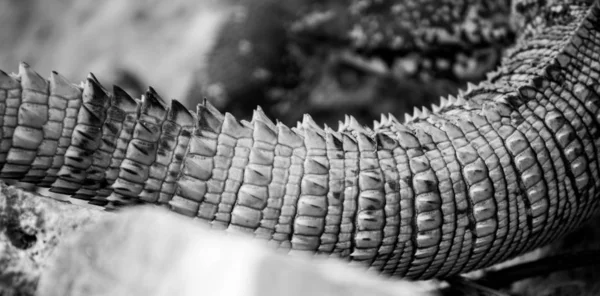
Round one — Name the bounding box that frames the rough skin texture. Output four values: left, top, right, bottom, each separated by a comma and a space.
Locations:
0, 0, 599, 281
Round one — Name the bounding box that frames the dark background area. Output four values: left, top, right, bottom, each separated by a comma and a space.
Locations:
0, 0, 509, 127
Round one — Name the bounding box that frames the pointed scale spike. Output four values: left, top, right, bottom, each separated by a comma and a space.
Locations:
302, 113, 322, 132
71, 88, 141, 199
3, 63, 49, 180
82, 76, 110, 125
87, 72, 108, 93
88, 85, 139, 199
50, 71, 82, 103
431, 103, 441, 113
356, 131, 377, 153
38, 71, 83, 187
252, 106, 276, 131
303, 124, 326, 151
404, 113, 413, 123
439, 96, 449, 108
19, 62, 47, 93
447, 95, 457, 106
347, 115, 371, 134
141, 100, 195, 204
253, 117, 278, 146
0, 69, 19, 88
203, 98, 224, 120
168, 99, 194, 125
344, 114, 351, 127
337, 120, 346, 132
380, 114, 389, 125
278, 121, 304, 149
421, 106, 431, 118
112, 85, 138, 112
222, 112, 253, 139
412, 106, 422, 119
141, 88, 168, 120
455, 95, 467, 106
197, 98, 224, 134
373, 120, 381, 131
49, 74, 110, 194
325, 126, 343, 150
466, 82, 477, 92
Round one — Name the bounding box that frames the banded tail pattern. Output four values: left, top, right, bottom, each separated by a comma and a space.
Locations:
0, 0, 600, 280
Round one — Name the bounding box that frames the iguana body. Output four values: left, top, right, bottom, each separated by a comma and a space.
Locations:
0, 0, 599, 281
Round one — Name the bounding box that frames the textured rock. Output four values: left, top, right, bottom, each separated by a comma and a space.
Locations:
39, 207, 439, 296
0, 183, 104, 296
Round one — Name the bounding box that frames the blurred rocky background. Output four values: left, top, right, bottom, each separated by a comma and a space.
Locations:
0, 0, 513, 127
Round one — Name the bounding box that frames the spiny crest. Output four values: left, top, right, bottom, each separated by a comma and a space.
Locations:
344, 115, 372, 134
373, 119, 381, 131
141, 87, 168, 119
438, 96, 449, 109
197, 98, 224, 133
420, 106, 431, 118
379, 113, 389, 125
277, 120, 304, 148
404, 112, 413, 123
87, 73, 108, 93
111, 85, 138, 112
390, 118, 411, 133
252, 110, 278, 144
455, 94, 467, 106
19, 62, 47, 91
251, 106, 276, 131
410, 106, 422, 122
302, 114, 325, 137
50, 71, 81, 98
0, 69, 19, 88
295, 119, 303, 130
337, 120, 346, 133
374, 113, 391, 130
303, 123, 326, 150
431, 101, 442, 113
324, 125, 343, 150
447, 94, 457, 106
167, 99, 194, 126
221, 112, 252, 138
466, 82, 477, 93
388, 113, 400, 125
81, 74, 110, 116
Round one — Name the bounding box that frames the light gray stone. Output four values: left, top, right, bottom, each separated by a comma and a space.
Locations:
39, 207, 439, 296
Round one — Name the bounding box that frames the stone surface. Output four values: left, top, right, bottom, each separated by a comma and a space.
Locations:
0, 183, 104, 296
39, 207, 439, 296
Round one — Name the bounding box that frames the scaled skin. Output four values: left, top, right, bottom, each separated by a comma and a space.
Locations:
0, 0, 599, 280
